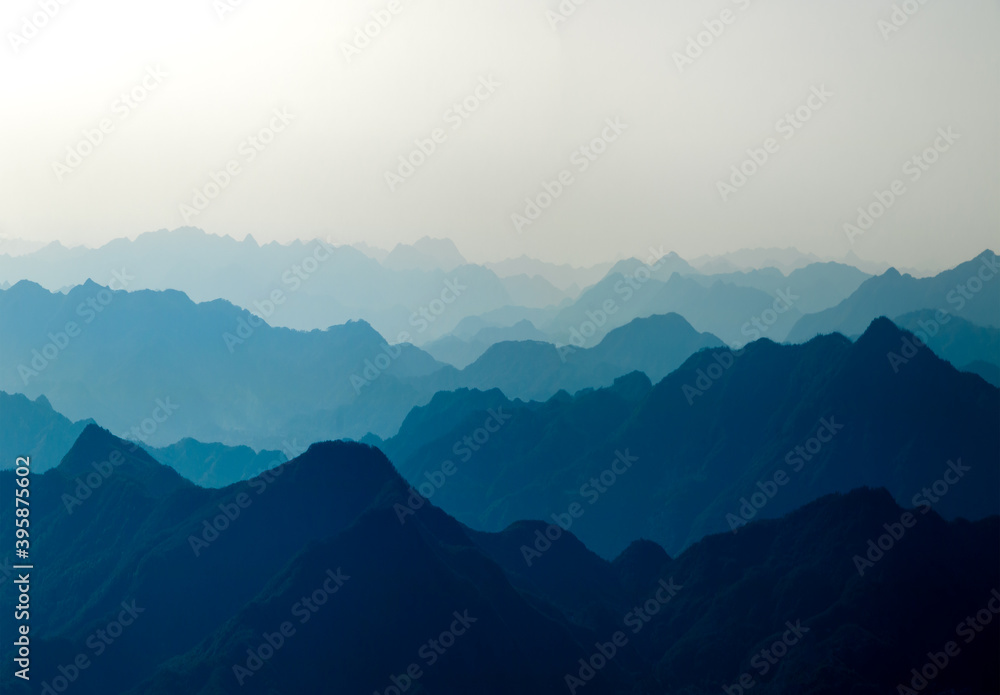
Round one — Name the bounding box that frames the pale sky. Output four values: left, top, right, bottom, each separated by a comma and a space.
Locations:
0, 0, 997, 268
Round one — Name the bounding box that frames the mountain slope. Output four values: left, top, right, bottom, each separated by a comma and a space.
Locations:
0, 281, 452, 448
688, 261, 870, 314
546, 270, 804, 346
0, 228, 566, 342
384, 317, 1000, 557
891, 309, 1000, 378
454, 313, 722, 400
788, 250, 999, 342
0, 391, 93, 472
0, 426, 995, 694
143, 438, 287, 488
1, 281, 729, 456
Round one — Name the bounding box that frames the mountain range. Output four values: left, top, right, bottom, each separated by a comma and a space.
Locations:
0, 424, 995, 694
787, 250, 999, 343
0, 281, 735, 449
378, 318, 999, 558
0, 229, 881, 349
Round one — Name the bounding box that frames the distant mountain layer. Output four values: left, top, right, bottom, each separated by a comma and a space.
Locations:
687, 261, 870, 315
0, 228, 571, 343
0, 280, 449, 448
381, 236, 467, 272
891, 309, 1000, 382
543, 255, 822, 346
0, 228, 876, 345
453, 313, 724, 400
423, 318, 552, 368
143, 439, 287, 488
690, 246, 932, 277
0, 425, 995, 694
0, 391, 93, 472
0, 390, 287, 484
788, 250, 999, 343
0, 278, 733, 450
485, 254, 614, 291
381, 318, 999, 557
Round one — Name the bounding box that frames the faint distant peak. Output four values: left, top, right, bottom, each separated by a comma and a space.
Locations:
383, 237, 467, 272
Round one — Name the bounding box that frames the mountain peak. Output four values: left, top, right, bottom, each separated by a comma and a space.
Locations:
859, 315, 900, 340
58, 424, 193, 497
609, 371, 653, 401
261, 439, 405, 501
383, 237, 467, 272
66, 422, 125, 451
6, 279, 48, 295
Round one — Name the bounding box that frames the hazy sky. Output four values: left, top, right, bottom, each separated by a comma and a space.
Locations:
1, 0, 997, 268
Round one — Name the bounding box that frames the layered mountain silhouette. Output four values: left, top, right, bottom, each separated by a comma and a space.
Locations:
0, 228, 570, 342
0, 279, 732, 451
485, 254, 613, 292
545, 264, 808, 346
891, 309, 1000, 385
144, 438, 287, 488
788, 250, 1000, 343
423, 317, 553, 368
1, 229, 880, 348
0, 280, 448, 447
381, 317, 999, 557
1, 425, 995, 694
687, 261, 870, 315
690, 246, 931, 277
448, 313, 724, 401
381, 236, 468, 273
0, 390, 288, 485
0, 391, 93, 472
